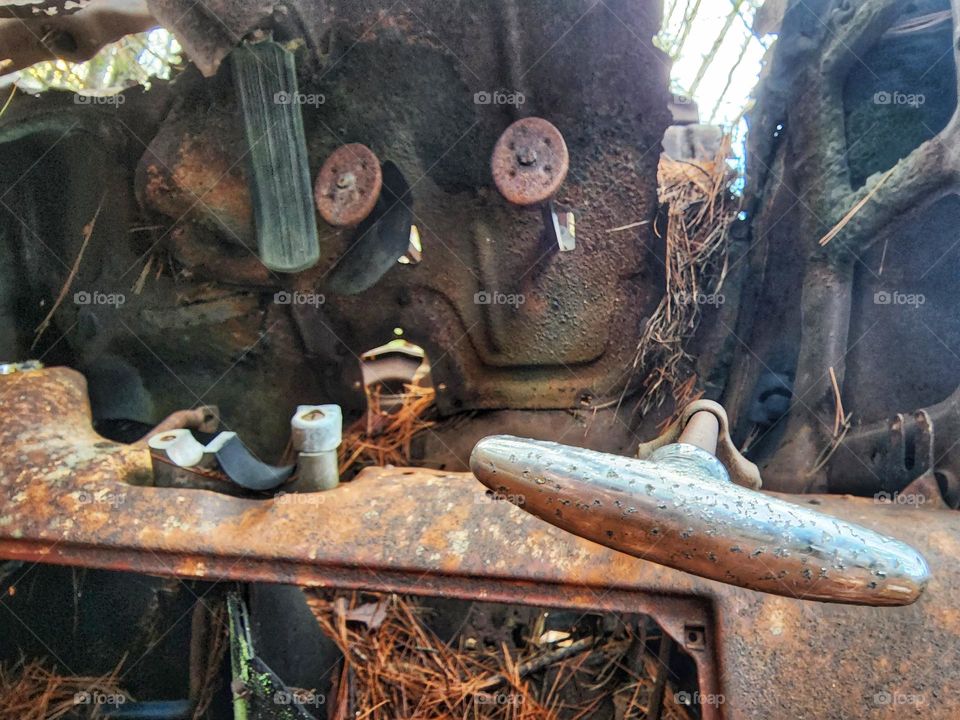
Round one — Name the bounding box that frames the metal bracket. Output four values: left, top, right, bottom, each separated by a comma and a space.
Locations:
541, 201, 576, 252
636, 399, 762, 490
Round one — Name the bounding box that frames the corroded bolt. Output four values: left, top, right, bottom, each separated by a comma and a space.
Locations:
491, 117, 569, 207
314, 144, 383, 227
516, 147, 538, 166
288, 404, 342, 493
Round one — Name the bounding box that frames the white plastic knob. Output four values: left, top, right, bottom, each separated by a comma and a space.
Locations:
290, 405, 342, 453
148, 428, 205, 467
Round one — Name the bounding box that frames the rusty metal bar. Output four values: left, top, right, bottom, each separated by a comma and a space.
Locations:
1, 368, 960, 718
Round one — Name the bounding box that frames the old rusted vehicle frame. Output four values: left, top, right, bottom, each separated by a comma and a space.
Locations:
1, 367, 958, 718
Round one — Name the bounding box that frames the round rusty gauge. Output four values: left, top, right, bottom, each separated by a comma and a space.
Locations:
314, 143, 383, 227
491, 117, 569, 206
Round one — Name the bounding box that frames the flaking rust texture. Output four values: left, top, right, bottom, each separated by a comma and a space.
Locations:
1, 368, 959, 718
137, 111, 255, 247
136, 0, 674, 414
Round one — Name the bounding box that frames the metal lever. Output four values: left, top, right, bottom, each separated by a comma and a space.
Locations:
469, 403, 930, 606
232, 39, 320, 273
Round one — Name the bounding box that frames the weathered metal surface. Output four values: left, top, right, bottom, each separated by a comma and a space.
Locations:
140, 405, 220, 442
323, 161, 413, 295
136, 0, 675, 414
2, 368, 960, 717
136, 113, 256, 248
145, 0, 298, 77
491, 117, 569, 206
471, 435, 929, 605
314, 143, 382, 228
730, 0, 960, 497
829, 386, 960, 502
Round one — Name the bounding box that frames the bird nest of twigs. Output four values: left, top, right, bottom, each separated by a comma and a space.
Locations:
630, 139, 738, 421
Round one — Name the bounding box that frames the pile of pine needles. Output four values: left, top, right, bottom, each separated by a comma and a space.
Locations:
306, 592, 694, 720
0, 659, 128, 720
338, 384, 436, 475
630, 139, 737, 417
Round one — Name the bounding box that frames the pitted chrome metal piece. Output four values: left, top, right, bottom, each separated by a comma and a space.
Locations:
470, 430, 930, 606
314, 143, 383, 228
638, 399, 762, 490
0, 360, 43, 375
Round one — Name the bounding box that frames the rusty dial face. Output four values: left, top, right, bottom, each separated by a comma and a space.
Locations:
314, 143, 383, 227
491, 117, 569, 206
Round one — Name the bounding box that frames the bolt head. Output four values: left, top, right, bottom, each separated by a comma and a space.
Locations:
516, 147, 538, 166
491, 117, 569, 206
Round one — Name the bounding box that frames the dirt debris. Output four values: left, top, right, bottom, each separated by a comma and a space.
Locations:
338, 383, 436, 476
0, 658, 129, 720
305, 591, 695, 720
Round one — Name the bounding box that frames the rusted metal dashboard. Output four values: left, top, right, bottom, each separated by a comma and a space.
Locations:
2, 367, 959, 719
2, 0, 960, 717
